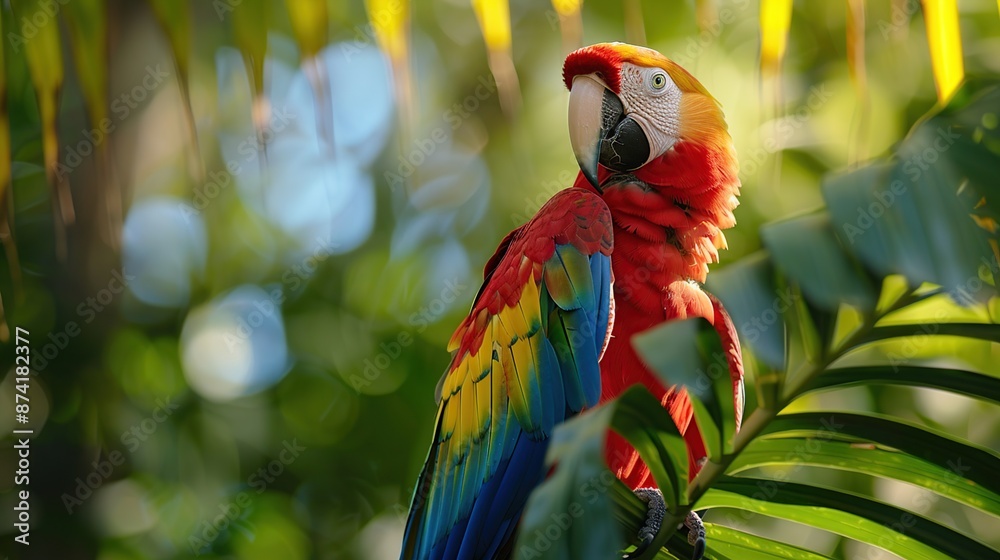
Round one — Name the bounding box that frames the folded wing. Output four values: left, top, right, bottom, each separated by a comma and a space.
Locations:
402, 188, 614, 560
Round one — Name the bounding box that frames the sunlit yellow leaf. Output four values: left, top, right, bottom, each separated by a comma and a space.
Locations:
971, 214, 999, 234
472, 0, 511, 50
366, 0, 409, 61
921, 0, 964, 102
366, 0, 412, 143
759, 0, 793, 75
232, 0, 270, 166
551, 0, 581, 14
550, 0, 583, 52
472, 0, 521, 116
12, 0, 73, 258
285, 0, 327, 60
285, 0, 332, 145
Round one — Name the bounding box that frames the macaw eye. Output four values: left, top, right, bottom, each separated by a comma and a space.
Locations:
651, 72, 667, 90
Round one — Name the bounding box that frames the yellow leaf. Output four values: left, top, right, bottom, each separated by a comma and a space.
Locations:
551, 0, 582, 16
921, 0, 964, 103
971, 214, 999, 234
12, 0, 73, 257
472, 0, 512, 51
365, 0, 409, 61
366, 0, 413, 166
233, 0, 269, 97
285, 0, 328, 59
550, 0, 583, 52
287, 0, 332, 146
472, 0, 521, 116
759, 0, 793, 75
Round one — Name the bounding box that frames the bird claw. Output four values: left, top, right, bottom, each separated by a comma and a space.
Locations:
683, 510, 706, 560
623, 488, 665, 559
623, 488, 706, 560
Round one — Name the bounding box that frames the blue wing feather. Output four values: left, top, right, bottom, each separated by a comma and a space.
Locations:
401, 191, 613, 560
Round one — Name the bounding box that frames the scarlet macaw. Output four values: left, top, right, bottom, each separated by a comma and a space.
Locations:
564, 41, 745, 555
401, 42, 743, 559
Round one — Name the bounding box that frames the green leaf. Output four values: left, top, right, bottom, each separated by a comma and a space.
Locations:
611, 387, 690, 507
517, 387, 689, 559
699, 478, 997, 560
632, 318, 703, 405
517, 402, 621, 560
804, 365, 1000, 406
761, 413, 1000, 499
702, 523, 835, 560
781, 282, 822, 387
232, 0, 269, 97
729, 437, 1000, 516
0, 6, 9, 218
633, 317, 738, 458
762, 212, 877, 313
706, 252, 787, 377
148, 0, 190, 78
64, 0, 108, 126
822, 84, 1000, 305
689, 390, 722, 462
13, 0, 73, 256
858, 322, 1000, 345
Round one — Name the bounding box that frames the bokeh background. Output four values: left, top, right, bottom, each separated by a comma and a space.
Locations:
0, 0, 998, 558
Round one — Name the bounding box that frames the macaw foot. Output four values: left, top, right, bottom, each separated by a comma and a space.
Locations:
683, 510, 707, 560
623, 488, 706, 560
623, 488, 664, 559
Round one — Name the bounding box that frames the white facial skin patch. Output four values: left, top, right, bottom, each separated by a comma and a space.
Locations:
617, 62, 683, 164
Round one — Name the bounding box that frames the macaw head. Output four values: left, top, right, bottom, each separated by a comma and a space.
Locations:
564, 42, 736, 191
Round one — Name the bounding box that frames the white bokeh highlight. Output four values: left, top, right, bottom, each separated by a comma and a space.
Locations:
181, 285, 290, 401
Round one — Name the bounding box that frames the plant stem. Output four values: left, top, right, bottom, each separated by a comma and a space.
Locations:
685, 289, 919, 505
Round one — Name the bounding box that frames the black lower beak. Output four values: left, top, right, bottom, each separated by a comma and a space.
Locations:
597, 91, 650, 173
569, 75, 651, 189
